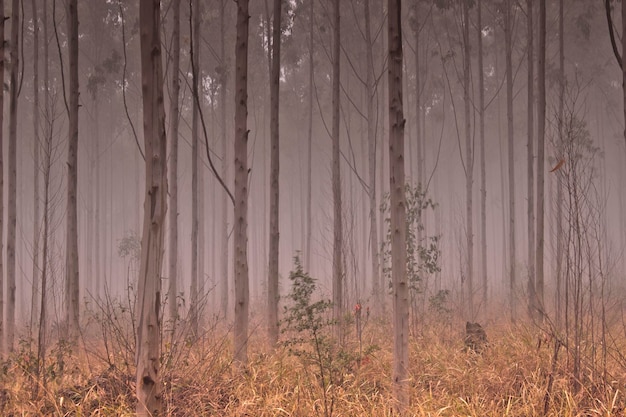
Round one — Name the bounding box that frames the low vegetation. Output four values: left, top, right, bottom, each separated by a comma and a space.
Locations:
0, 312, 624, 416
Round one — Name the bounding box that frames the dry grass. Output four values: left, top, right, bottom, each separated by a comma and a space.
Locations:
0, 318, 624, 416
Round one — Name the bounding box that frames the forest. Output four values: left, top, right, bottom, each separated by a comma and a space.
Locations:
0, 0, 625, 415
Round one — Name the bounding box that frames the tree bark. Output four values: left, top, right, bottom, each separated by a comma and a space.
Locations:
331, 0, 343, 343
365, 0, 381, 315
190, 0, 200, 339
527, 0, 536, 319
168, 0, 181, 326
305, 0, 313, 273
267, 0, 281, 349
233, 0, 250, 366
0, 0, 5, 354
462, 0, 474, 318
388, 0, 408, 412
136, 0, 167, 413
536, 0, 546, 320
477, 0, 488, 307
220, 0, 230, 321
7, 0, 20, 352
555, 0, 564, 328
505, 0, 516, 320
31, 0, 41, 336
65, 0, 80, 344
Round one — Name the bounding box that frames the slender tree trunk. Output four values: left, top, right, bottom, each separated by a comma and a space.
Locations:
477, 0, 488, 307
168, 0, 181, 326
305, 0, 313, 272
462, 0, 474, 318
220, 0, 230, 321
555, 0, 564, 328
136, 0, 167, 413
388, 0, 408, 411
536, 0, 546, 320
527, 0, 536, 319
0, 0, 5, 355
331, 0, 343, 343
7, 0, 20, 352
65, 0, 80, 343
505, 0, 516, 321
233, 0, 250, 366
267, 0, 281, 349
190, 0, 200, 339
365, 0, 381, 315
31, 0, 41, 336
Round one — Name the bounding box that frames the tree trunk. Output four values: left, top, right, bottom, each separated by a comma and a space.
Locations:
477, 0, 488, 307
555, 0, 564, 328
267, 0, 281, 349
233, 0, 250, 366
31, 0, 41, 336
220, 0, 230, 321
65, 0, 80, 344
331, 0, 343, 343
6, 0, 19, 352
190, 0, 200, 339
527, 0, 536, 319
536, 0, 546, 320
0, 0, 5, 355
462, 0, 474, 318
136, 0, 167, 414
365, 0, 381, 315
505, 0, 516, 321
305, 0, 313, 273
168, 0, 181, 326
388, 0, 408, 412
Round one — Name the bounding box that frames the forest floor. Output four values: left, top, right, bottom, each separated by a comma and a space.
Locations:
0, 313, 624, 416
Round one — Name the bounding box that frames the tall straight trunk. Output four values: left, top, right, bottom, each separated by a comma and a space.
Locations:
536, 0, 546, 320
37, 0, 50, 389
220, 0, 230, 321
136, 0, 167, 413
414, 1, 422, 184
190, 0, 200, 338
462, 0, 474, 318
477, 0, 487, 306
555, 0, 564, 327
233, 0, 250, 366
267, 0, 281, 349
31, 0, 41, 335
331, 0, 343, 343
505, 0, 516, 320
0, 0, 5, 354
388, 0, 408, 411
305, 0, 313, 272
365, 0, 381, 314
527, 0, 536, 318
7, 0, 20, 352
168, 0, 181, 325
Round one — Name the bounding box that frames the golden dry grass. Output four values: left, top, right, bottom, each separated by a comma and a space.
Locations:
0, 319, 624, 416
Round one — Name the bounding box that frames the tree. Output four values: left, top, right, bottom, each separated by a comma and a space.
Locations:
388, 0, 408, 412
168, 0, 181, 327
505, 0, 516, 320
0, 0, 4, 354
233, 0, 250, 366
304, 0, 313, 273
136, 0, 168, 413
526, 0, 536, 319
331, 0, 343, 343
219, 0, 230, 321
477, 0, 488, 307
31, 0, 42, 336
535, 0, 546, 320
65, 0, 80, 343
6, 0, 19, 352
267, 0, 281, 349
190, 0, 201, 338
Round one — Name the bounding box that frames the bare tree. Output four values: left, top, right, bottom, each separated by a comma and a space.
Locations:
526, 0, 536, 319
6, 0, 20, 352
331, 0, 343, 343
190, 0, 200, 338
168, 0, 181, 326
535, 0, 546, 320
267, 0, 282, 349
136, 0, 168, 413
31, 0, 42, 336
65, 0, 80, 343
388, 0, 408, 412
477, 0, 488, 307
305, 0, 313, 272
219, 0, 230, 321
505, 0, 516, 320
233, 0, 250, 365
0, 0, 5, 354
